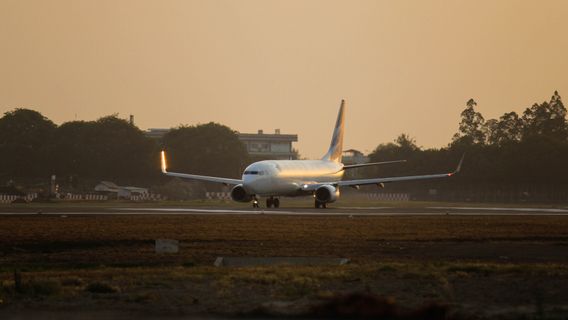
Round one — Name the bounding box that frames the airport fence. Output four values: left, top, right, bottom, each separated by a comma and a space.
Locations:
0, 193, 38, 203
408, 184, 568, 203
365, 193, 410, 201
60, 193, 108, 201
205, 192, 232, 201
204, 191, 411, 202
130, 194, 164, 201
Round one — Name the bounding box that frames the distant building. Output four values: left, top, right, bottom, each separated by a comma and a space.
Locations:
94, 181, 148, 199
342, 149, 369, 165
146, 128, 170, 139
238, 129, 298, 160
342, 149, 370, 179
145, 128, 298, 160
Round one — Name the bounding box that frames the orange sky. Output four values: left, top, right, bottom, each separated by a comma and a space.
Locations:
1, 0, 567, 158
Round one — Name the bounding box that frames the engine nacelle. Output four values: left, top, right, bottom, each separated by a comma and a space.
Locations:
230, 184, 253, 202
315, 185, 339, 203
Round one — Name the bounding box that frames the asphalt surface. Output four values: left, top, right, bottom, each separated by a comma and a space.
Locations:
2, 206, 568, 215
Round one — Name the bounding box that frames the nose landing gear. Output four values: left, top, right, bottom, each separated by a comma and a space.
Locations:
252, 198, 260, 208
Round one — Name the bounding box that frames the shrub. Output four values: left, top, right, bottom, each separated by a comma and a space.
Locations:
22, 279, 62, 296
61, 277, 85, 287
85, 282, 118, 294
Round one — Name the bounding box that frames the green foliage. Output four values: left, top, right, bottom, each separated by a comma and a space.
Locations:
51, 116, 158, 183
453, 98, 486, 145
370, 91, 568, 201
0, 109, 57, 178
163, 122, 249, 179
522, 91, 568, 141
486, 111, 523, 146
0, 111, 250, 191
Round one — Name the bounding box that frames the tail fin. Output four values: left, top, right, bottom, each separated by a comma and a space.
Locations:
322, 100, 345, 162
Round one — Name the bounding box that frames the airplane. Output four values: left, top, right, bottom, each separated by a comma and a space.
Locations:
161, 100, 464, 208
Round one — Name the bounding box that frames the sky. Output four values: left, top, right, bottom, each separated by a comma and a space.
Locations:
1, 0, 567, 158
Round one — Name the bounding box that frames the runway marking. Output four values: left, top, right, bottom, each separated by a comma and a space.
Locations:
117, 208, 299, 214
429, 206, 568, 213
336, 207, 389, 210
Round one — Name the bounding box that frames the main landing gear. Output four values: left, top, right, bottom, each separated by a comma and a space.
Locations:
266, 197, 280, 208
315, 200, 327, 209
252, 197, 280, 208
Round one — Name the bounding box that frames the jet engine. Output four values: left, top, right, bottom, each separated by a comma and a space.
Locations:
315, 185, 339, 203
230, 184, 253, 202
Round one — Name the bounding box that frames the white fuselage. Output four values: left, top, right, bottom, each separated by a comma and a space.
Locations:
242, 160, 344, 197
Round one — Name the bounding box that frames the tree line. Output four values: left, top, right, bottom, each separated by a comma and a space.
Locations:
0, 110, 248, 192
367, 91, 568, 202
1, 91, 567, 202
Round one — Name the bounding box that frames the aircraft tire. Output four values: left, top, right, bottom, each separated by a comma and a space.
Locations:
273, 198, 280, 208
315, 200, 328, 209
266, 198, 273, 208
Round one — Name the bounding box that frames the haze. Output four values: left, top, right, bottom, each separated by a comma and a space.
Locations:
1, 0, 567, 158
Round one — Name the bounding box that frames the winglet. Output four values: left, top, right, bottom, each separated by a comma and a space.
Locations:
161, 150, 168, 173
448, 153, 465, 176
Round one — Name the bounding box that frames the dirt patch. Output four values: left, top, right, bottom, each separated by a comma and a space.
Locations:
1, 214, 568, 318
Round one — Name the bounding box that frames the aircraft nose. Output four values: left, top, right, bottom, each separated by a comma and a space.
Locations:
242, 175, 258, 193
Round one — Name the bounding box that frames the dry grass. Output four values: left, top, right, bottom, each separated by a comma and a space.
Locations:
1, 214, 568, 269
1, 262, 568, 318
3, 214, 568, 242
1, 213, 568, 317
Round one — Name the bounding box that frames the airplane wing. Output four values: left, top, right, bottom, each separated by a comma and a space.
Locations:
343, 160, 406, 170
301, 154, 464, 191
161, 151, 243, 185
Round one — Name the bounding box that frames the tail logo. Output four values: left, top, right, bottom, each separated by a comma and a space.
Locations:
322, 100, 345, 163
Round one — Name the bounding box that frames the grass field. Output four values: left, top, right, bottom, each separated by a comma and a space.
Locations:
1, 211, 568, 319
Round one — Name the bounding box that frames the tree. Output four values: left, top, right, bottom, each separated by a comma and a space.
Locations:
162, 122, 249, 179
453, 99, 486, 145
395, 133, 419, 152
522, 91, 568, 141
0, 109, 57, 178
367, 133, 423, 178
52, 116, 158, 185
369, 133, 419, 161
486, 112, 523, 146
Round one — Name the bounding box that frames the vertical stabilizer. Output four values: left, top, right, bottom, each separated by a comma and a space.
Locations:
322, 100, 345, 162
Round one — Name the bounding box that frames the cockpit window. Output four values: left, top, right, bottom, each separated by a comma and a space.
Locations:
244, 170, 265, 175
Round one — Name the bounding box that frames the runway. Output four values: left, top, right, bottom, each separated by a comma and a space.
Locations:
2, 206, 568, 216
114, 206, 568, 216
